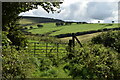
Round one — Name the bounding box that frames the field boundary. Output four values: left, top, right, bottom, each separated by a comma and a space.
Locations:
26, 42, 68, 58
22, 27, 120, 38
54, 27, 120, 38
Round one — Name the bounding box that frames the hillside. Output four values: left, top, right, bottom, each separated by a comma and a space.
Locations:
25, 23, 119, 36
19, 16, 64, 26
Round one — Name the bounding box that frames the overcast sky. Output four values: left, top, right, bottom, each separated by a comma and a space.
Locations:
19, 0, 120, 23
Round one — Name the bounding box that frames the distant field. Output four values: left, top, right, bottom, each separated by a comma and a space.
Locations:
25, 23, 118, 36
19, 18, 37, 24
60, 32, 104, 43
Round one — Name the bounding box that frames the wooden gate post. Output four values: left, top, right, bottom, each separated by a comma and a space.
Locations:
34, 42, 36, 56
72, 33, 75, 47
68, 40, 74, 52
46, 43, 48, 57
57, 43, 59, 59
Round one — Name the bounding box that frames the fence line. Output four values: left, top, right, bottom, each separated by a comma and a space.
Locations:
8, 34, 82, 58
27, 42, 68, 57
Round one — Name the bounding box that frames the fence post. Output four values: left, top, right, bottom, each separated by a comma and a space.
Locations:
34, 43, 36, 57
46, 43, 48, 57
68, 40, 73, 52
72, 33, 75, 47
57, 43, 59, 58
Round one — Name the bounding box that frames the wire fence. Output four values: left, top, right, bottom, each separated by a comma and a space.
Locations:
26, 42, 69, 58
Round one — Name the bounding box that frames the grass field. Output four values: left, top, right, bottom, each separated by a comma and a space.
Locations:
60, 32, 103, 43
25, 23, 119, 36
19, 18, 37, 24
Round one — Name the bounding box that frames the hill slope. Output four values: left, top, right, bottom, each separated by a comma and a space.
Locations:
19, 16, 64, 25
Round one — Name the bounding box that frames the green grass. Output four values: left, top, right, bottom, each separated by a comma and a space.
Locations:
26, 23, 119, 36
19, 18, 37, 24
27, 40, 68, 59
26, 23, 62, 34
60, 32, 103, 43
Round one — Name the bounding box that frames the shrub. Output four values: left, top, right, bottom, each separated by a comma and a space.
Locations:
30, 26, 33, 29
2, 46, 37, 79
24, 27, 28, 29
40, 67, 58, 78
105, 24, 113, 26
7, 30, 28, 48
2, 31, 12, 47
39, 58, 53, 71
91, 31, 120, 53
37, 25, 43, 28
63, 44, 120, 79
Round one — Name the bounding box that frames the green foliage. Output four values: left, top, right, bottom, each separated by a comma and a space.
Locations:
40, 67, 58, 78
2, 2, 62, 47
32, 57, 59, 78
2, 31, 12, 47
91, 31, 120, 53
30, 26, 33, 29
2, 46, 37, 79
27, 23, 118, 36
7, 26, 28, 48
39, 58, 53, 71
63, 44, 120, 79
2, 2, 62, 29
2, 2, 64, 79
24, 27, 28, 29
2, 23, 28, 48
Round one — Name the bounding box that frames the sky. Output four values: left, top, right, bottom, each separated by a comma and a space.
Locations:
19, 0, 120, 23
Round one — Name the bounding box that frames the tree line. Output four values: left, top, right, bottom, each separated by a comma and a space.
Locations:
56, 21, 88, 26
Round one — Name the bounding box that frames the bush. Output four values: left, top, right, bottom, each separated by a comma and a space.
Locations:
91, 31, 120, 53
2, 31, 12, 47
39, 58, 53, 71
2, 46, 37, 79
63, 44, 120, 79
7, 30, 28, 48
40, 67, 58, 78
24, 27, 28, 29
30, 26, 33, 29
37, 25, 43, 28
105, 24, 113, 26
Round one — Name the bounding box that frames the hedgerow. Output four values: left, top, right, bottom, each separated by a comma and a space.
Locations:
63, 44, 120, 79
91, 31, 120, 53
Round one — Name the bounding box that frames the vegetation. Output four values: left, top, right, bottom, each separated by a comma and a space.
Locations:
63, 44, 120, 79
2, 46, 37, 79
92, 31, 120, 53
2, 2, 120, 80
2, 2, 63, 79
26, 23, 119, 36
2, 2, 62, 47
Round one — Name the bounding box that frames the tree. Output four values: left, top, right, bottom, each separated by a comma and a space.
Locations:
2, 2, 63, 79
2, 2, 62, 29
2, 2, 63, 47
112, 21, 114, 23
98, 21, 100, 23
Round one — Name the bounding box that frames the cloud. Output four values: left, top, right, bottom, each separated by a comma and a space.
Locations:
19, 0, 118, 23
86, 2, 117, 20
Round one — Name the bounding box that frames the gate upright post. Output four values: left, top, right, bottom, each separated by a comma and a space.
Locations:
34, 43, 36, 57
72, 33, 75, 47
57, 43, 59, 59
46, 43, 48, 57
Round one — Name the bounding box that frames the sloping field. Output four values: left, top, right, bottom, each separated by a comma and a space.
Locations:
26, 23, 119, 36
60, 32, 103, 43
19, 18, 37, 24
